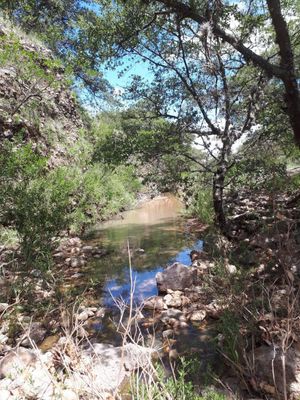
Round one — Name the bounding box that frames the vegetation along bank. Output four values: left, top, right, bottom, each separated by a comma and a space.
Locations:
0, 1, 300, 399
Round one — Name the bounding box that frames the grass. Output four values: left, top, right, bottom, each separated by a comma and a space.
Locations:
0, 227, 19, 247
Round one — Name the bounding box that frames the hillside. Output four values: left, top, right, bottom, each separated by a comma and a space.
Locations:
0, 18, 84, 167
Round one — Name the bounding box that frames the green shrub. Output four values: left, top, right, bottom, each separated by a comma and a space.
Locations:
0, 136, 142, 267
131, 357, 226, 400
188, 186, 214, 225
0, 144, 78, 266
227, 156, 287, 193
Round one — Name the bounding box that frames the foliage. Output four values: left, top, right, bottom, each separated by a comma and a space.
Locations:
228, 156, 287, 193
131, 357, 226, 400
0, 143, 73, 265
0, 137, 141, 267
218, 311, 241, 366
0, 29, 64, 119
91, 109, 194, 192
70, 163, 141, 230
0, 3, 111, 101
187, 180, 214, 225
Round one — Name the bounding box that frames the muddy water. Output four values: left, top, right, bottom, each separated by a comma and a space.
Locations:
84, 194, 203, 307
74, 195, 220, 376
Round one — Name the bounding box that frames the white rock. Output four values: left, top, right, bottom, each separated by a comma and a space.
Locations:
164, 293, 182, 308
77, 311, 90, 321
61, 389, 78, 400
190, 310, 207, 321
82, 245, 93, 254
0, 389, 11, 400
144, 296, 166, 310
225, 263, 237, 274
0, 334, 8, 344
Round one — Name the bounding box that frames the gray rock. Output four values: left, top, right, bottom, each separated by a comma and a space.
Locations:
162, 329, 174, 339
19, 322, 47, 347
252, 345, 300, 397
156, 263, 197, 293
160, 309, 183, 324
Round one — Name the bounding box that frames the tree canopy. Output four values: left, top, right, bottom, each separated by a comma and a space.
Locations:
1, 0, 299, 145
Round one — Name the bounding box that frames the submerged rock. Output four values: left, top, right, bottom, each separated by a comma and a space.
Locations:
156, 263, 197, 293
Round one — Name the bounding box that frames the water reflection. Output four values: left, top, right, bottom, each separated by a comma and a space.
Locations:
85, 195, 203, 306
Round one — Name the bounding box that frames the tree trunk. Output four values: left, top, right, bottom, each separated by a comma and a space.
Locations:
213, 167, 227, 235
266, 0, 300, 146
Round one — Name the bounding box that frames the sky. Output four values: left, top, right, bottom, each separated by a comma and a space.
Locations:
103, 57, 152, 89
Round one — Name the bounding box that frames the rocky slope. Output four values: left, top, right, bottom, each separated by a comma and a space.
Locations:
0, 17, 85, 167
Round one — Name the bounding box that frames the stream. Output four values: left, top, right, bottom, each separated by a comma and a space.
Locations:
79, 194, 220, 375
85, 194, 203, 307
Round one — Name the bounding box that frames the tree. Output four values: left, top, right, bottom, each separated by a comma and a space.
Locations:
149, 0, 300, 146
1, 1, 298, 145
88, 0, 271, 232
0, 0, 112, 101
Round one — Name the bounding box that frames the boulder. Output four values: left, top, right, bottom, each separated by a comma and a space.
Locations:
0, 348, 37, 378
73, 343, 156, 394
0, 348, 54, 399
251, 345, 300, 398
156, 263, 197, 293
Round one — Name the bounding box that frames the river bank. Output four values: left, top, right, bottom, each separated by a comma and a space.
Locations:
1, 191, 300, 399
0, 194, 214, 399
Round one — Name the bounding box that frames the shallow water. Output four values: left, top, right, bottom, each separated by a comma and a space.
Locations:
84, 194, 203, 307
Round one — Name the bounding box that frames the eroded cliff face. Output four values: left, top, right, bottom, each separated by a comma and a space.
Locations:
0, 18, 85, 166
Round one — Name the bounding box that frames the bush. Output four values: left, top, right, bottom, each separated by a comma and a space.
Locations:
227, 153, 288, 193
70, 163, 141, 230
131, 357, 226, 400
0, 140, 141, 266
0, 143, 78, 266
187, 183, 214, 225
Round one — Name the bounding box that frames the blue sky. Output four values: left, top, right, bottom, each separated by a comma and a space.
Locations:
103, 56, 153, 88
